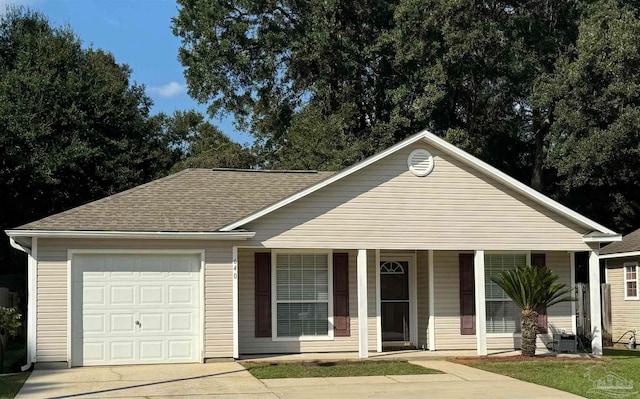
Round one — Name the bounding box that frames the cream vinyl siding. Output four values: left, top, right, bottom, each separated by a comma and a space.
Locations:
243, 141, 590, 251
433, 251, 476, 350
486, 251, 573, 350
238, 248, 360, 354
35, 238, 235, 363
606, 257, 640, 343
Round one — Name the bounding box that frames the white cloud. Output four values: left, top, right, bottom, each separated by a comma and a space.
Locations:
148, 82, 187, 98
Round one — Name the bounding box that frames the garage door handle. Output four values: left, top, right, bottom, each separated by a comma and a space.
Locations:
135, 320, 141, 327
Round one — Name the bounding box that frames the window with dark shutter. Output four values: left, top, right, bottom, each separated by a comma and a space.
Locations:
333, 253, 350, 336
531, 253, 548, 334
255, 252, 272, 337
459, 254, 476, 335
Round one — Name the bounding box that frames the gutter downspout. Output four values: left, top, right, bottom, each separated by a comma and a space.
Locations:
9, 237, 36, 372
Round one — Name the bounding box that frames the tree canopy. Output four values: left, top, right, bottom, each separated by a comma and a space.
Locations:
0, 9, 240, 273
173, 0, 640, 233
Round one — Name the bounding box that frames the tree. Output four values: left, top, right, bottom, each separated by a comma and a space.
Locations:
0, 8, 175, 273
173, 0, 640, 233
492, 265, 573, 356
536, 0, 640, 232
0, 307, 21, 372
152, 110, 256, 171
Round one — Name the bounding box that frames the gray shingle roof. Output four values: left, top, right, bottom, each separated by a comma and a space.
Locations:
16, 168, 334, 232
601, 228, 640, 255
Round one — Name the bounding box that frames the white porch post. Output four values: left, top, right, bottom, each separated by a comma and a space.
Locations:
375, 249, 382, 353
588, 247, 603, 356
474, 250, 487, 356
28, 237, 37, 366
232, 246, 239, 359
357, 249, 369, 358
428, 250, 436, 351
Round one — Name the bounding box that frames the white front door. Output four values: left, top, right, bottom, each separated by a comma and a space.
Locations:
72, 253, 201, 366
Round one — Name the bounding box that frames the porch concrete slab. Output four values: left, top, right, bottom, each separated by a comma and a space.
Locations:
16, 363, 270, 399
409, 360, 515, 381
240, 349, 507, 362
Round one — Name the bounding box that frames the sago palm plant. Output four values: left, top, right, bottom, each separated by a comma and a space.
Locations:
492, 265, 574, 356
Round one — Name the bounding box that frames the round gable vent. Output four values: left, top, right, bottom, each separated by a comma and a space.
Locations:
407, 149, 434, 177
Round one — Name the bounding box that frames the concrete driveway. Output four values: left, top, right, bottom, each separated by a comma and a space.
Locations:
16, 360, 582, 399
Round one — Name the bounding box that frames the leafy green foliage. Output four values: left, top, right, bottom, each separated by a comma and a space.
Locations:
173, 0, 640, 233
154, 110, 256, 172
492, 265, 573, 356
492, 266, 573, 312
0, 8, 179, 273
0, 307, 21, 339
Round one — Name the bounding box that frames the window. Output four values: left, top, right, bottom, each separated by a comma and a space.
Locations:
485, 253, 527, 333
274, 252, 331, 338
624, 263, 639, 300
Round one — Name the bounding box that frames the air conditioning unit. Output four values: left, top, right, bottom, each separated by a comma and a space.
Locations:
553, 333, 577, 353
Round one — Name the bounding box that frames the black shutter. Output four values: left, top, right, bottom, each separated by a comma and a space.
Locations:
333, 253, 350, 336
459, 254, 476, 335
255, 252, 272, 337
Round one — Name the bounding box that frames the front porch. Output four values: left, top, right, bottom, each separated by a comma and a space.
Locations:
233, 247, 604, 358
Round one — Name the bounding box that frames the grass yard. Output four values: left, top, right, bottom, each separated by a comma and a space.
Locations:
243, 360, 441, 379
0, 373, 29, 399
457, 348, 640, 399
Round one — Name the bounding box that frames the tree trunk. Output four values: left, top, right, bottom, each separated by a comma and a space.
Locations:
521, 309, 538, 357
531, 110, 546, 192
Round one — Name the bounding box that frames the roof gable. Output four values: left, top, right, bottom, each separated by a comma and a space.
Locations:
222, 130, 617, 237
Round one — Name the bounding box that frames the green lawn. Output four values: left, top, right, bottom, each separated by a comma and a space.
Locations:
243, 360, 441, 379
460, 348, 640, 399
0, 373, 29, 399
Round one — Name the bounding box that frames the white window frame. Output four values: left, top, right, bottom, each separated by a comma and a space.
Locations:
271, 249, 334, 341
485, 251, 531, 336
624, 262, 639, 301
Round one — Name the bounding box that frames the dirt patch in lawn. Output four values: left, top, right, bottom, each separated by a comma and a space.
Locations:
242, 360, 442, 379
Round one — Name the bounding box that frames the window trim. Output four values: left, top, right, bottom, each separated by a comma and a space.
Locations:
271, 249, 334, 341
623, 262, 639, 301
484, 252, 530, 334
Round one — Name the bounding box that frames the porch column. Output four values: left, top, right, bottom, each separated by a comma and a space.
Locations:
232, 246, 239, 359
474, 250, 488, 356
357, 249, 368, 358
428, 250, 436, 351
588, 248, 603, 356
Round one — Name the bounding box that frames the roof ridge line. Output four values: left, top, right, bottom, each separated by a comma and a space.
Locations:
25, 169, 194, 226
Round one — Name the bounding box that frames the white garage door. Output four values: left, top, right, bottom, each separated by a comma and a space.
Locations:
72, 253, 201, 366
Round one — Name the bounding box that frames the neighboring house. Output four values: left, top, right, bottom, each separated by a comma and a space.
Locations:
6, 130, 621, 369
600, 229, 640, 345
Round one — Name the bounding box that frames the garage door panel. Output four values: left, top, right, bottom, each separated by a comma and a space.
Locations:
111, 341, 135, 361
168, 285, 196, 305
139, 313, 164, 333
168, 339, 194, 359
168, 312, 195, 333
139, 285, 164, 305
83, 314, 106, 334
83, 342, 106, 363
139, 341, 164, 361
110, 285, 135, 305
72, 254, 201, 366
82, 286, 106, 306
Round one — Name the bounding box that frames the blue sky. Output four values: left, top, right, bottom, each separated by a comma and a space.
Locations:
3, 0, 252, 144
